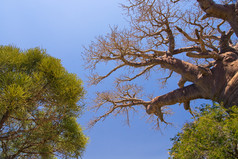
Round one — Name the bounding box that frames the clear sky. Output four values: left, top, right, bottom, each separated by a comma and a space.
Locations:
0, 1, 209, 158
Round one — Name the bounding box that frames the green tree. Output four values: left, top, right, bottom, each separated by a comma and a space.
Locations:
169, 104, 238, 158
0, 46, 87, 158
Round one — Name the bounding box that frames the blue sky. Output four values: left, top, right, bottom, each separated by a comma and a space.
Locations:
0, 1, 209, 158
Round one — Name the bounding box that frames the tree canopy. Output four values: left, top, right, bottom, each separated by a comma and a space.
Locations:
0, 46, 87, 158
84, 0, 238, 127
169, 104, 238, 158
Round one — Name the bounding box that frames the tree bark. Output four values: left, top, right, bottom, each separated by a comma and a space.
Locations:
0, 111, 10, 130
146, 50, 238, 116
146, 84, 205, 114
197, 0, 238, 37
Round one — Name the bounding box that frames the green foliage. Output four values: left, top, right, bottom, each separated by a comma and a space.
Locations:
169, 104, 238, 159
0, 46, 87, 158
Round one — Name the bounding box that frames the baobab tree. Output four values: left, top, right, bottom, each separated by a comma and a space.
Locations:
84, 0, 238, 127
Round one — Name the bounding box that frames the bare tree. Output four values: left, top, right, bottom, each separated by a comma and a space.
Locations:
84, 0, 238, 127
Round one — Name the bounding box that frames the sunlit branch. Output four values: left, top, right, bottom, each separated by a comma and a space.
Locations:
146, 84, 206, 121
119, 54, 212, 83
176, 26, 208, 52
160, 71, 173, 86
89, 99, 150, 127
90, 64, 126, 85
176, 26, 198, 42
186, 51, 222, 60
173, 46, 202, 55
118, 64, 156, 82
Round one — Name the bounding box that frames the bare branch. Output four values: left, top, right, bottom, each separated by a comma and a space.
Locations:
176, 26, 198, 42
118, 64, 156, 83
146, 84, 206, 118
89, 64, 126, 85
176, 26, 208, 52
89, 84, 150, 127
186, 51, 222, 60
160, 71, 173, 86
173, 46, 202, 54
85, 0, 238, 128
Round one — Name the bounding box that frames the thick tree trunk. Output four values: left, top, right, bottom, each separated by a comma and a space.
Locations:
197, 0, 238, 37
147, 50, 238, 116
212, 52, 238, 107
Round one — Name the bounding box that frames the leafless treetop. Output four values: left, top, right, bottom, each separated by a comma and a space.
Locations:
84, 0, 238, 128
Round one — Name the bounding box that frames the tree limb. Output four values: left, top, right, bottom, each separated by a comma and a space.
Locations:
118, 64, 156, 83
186, 51, 222, 60
197, 0, 238, 37
146, 84, 205, 116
